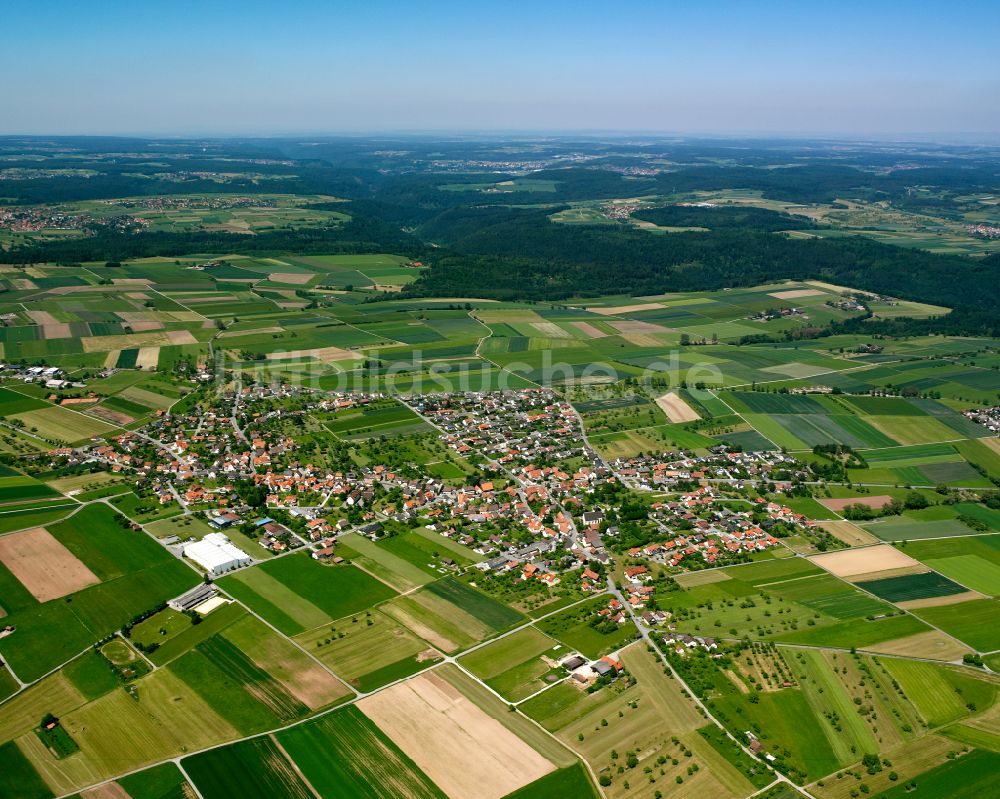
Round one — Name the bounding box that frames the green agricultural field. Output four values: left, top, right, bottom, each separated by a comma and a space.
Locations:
0, 475, 61, 505
337, 531, 436, 592
862, 516, 980, 541
221, 614, 350, 709
855, 571, 969, 603
381, 589, 489, 653
169, 633, 307, 733
219, 555, 397, 636
296, 608, 433, 692
26, 668, 238, 795
871, 749, 1000, 799
0, 505, 75, 534
277, 705, 447, 799
940, 723, 1000, 753
912, 599, 1000, 651
130, 606, 198, 649
661, 558, 920, 649
500, 763, 599, 799
883, 660, 985, 727
460, 627, 565, 701
0, 667, 17, 703
0, 387, 48, 415
0, 740, 51, 799
902, 535, 1000, 595
378, 529, 477, 573
424, 577, 524, 631
144, 601, 246, 665
183, 737, 315, 799
8, 405, 116, 444
63, 650, 119, 700
117, 762, 193, 799
0, 505, 199, 681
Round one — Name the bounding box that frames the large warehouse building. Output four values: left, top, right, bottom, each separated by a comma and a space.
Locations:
183, 532, 252, 575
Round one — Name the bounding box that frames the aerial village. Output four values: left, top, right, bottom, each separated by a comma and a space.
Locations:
50, 385, 828, 645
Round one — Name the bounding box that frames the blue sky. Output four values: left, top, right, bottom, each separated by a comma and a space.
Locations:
2, 0, 998, 137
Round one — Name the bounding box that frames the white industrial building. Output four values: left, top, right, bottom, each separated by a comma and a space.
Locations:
183, 532, 252, 575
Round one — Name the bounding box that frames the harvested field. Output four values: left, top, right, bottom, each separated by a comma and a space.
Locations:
358, 670, 554, 799
218, 326, 283, 339
26, 310, 60, 325
819, 520, 880, 546
0, 526, 100, 601
127, 321, 165, 332
181, 295, 239, 303
768, 288, 825, 299
268, 272, 313, 284
606, 319, 672, 333
529, 321, 573, 338
223, 616, 349, 710
103, 351, 120, 368
809, 544, 922, 577
81, 783, 131, 799
676, 570, 732, 587
864, 629, 971, 661
619, 333, 661, 347
42, 323, 73, 339
571, 321, 606, 338
897, 590, 986, 609
266, 346, 356, 362
819, 495, 894, 512
87, 406, 134, 425
656, 391, 700, 423
82, 329, 195, 352
845, 565, 928, 582
135, 347, 160, 369
587, 303, 664, 315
